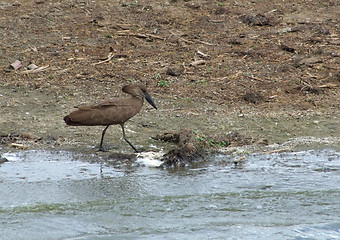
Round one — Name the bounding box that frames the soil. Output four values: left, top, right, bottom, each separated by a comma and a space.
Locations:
1, 0, 340, 155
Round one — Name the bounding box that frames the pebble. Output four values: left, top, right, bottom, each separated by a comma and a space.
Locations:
10, 60, 22, 70
28, 64, 38, 70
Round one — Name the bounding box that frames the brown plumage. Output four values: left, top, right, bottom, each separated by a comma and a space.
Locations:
64, 84, 157, 152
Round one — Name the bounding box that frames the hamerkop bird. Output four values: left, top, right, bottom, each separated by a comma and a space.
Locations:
63, 84, 157, 152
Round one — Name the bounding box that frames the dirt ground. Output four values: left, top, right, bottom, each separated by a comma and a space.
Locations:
1, 0, 339, 154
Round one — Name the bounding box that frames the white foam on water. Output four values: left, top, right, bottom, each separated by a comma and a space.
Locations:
136, 151, 164, 167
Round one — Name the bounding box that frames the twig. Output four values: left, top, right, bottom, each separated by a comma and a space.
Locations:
176, 36, 195, 44
318, 83, 337, 88
169, 30, 214, 46
145, 33, 165, 40
299, 80, 314, 91
117, 31, 165, 40
210, 19, 224, 23
21, 65, 49, 74
195, 39, 214, 46
11, 143, 28, 149
244, 73, 271, 83
92, 52, 115, 65
190, 59, 206, 66
67, 57, 86, 61
57, 68, 71, 74
197, 50, 210, 58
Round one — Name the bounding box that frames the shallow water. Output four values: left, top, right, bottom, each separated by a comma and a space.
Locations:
0, 149, 339, 240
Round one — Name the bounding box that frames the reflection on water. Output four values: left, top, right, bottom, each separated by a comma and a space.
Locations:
0, 149, 339, 240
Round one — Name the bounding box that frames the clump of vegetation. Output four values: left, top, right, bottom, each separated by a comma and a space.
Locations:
195, 79, 207, 86
127, 78, 136, 84
157, 80, 170, 87
154, 129, 261, 167
152, 73, 171, 87
194, 130, 253, 148
216, 1, 223, 7
194, 130, 227, 148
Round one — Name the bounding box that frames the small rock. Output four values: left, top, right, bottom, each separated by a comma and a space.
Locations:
28, 64, 38, 70
280, 44, 295, 53
153, 132, 180, 143
185, 2, 201, 9
20, 14, 31, 19
243, 92, 265, 104
228, 38, 243, 45
43, 135, 57, 144
334, 72, 340, 81
166, 66, 184, 76
10, 60, 22, 70
0, 157, 8, 164
301, 86, 323, 95
215, 7, 229, 15
276, 27, 293, 34
242, 14, 273, 26
298, 57, 322, 66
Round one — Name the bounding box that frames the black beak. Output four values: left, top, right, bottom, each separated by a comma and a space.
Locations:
145, 92, 157, 110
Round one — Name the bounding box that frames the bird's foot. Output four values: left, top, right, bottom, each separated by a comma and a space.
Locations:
97, 147, 109, 152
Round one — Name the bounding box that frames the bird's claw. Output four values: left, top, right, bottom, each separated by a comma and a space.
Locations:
97, 147, 108, 152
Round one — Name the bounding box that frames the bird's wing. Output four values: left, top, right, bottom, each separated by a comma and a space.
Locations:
69, 98, 136, 125
69, 106, 124, 125
91, 98, 131, 109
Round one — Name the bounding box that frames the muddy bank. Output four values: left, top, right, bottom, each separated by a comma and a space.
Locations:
1, 84, 339, 162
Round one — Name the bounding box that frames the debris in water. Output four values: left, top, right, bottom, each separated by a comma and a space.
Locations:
159, 129, 205, 167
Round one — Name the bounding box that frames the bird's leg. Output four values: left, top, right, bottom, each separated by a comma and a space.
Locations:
98, 125, 110, 152
121, 124, 139, 153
